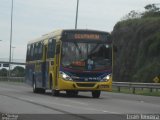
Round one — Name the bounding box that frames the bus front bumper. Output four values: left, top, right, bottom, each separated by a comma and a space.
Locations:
58, 78, 112, 91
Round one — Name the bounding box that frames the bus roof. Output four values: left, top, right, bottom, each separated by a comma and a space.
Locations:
27, 29, 63, 44
27, 29, 109, 45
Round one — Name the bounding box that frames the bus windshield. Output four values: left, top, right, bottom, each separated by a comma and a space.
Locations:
61, 42, 112, 71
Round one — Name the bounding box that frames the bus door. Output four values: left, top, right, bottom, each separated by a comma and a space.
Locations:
43, 45, 47, 87
42, 45, 47, 87
54, 43, 60, 89
42, 42, 48, 88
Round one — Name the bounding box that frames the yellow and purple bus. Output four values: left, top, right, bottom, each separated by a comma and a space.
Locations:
26, 29, 112, 98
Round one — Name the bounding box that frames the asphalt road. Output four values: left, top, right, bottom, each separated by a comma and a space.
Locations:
0, 82, 160, 120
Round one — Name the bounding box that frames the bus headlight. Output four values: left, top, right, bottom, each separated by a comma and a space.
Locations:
59, 71, 73, 81
101, 74, 111, 82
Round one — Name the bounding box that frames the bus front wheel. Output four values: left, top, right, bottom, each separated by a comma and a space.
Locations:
52, 90, 59, 96
92, 91, 101, 98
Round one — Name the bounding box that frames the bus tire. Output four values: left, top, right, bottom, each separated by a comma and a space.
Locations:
33, 79, 38, 93
52, 90, 59, 96
50, 74, 52, 89
74, 91, 79, 96
92, 90, 101, 98
66, 91, 78, 97
39, 88, 45, 94
33, 76, 45, 94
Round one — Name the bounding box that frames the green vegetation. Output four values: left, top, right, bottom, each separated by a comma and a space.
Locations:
0, 68, 8, 76
11, 66, 25, 77
112, 4, 160, 83
0, 66, 25, 77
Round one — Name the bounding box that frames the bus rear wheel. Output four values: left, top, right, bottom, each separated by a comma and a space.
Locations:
92, 91, 101, 98
33, 80, 45, 94
33, 80, 38, 93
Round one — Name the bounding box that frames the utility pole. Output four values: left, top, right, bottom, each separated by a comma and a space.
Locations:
12, 46, 16, 62
75, 0, 79, 29
11, 46, 16, 72
8, 0, 14, 81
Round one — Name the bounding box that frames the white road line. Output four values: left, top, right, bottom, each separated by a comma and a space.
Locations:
20, 96, 119, 114
103, 110, 120, 114
63, 99, 88, 105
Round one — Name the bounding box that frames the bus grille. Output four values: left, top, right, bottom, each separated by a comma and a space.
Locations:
76, 83, 95, 87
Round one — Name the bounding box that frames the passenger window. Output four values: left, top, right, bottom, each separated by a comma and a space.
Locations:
47, 39, 56, 58
31, 45, 34, 60
34, 43, 38, 60
38, 42, 43, 60
26, 45, 31, 61
27, 42, 43, 61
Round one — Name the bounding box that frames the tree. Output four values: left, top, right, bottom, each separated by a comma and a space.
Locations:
143, 4, 160, 18
11, 66, 25, 77
145, 4, 159, 12
0, 68, 8, 76
121, 4, 160, 21
121, 10, 141, 21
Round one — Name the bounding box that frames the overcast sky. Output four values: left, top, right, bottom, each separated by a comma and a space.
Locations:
0, 0, 160, 60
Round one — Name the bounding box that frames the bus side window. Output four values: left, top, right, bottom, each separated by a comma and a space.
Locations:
35, 43, 39, 60
36, 42, 40, 60
47, 39, 51, 58
31, 44, 35, 61
37, 42, 43, 60
26, 45, 31, 61
47, 39, 56, 58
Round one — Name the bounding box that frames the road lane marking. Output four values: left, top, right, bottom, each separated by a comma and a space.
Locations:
20, 96, 119, 114
63, 99, 88, 105
0, 94, 95, 120
103, 110, 119, 114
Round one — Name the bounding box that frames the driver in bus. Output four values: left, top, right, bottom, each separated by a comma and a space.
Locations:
87, 55, 95, 70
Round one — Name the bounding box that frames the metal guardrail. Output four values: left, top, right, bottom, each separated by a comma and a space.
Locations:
0, 77, 160, 93
0, 77, 24, 82
112, 82, 160, 93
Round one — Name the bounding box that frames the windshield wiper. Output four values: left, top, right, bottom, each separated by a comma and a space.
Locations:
74, 42, 82, 56
89, 44, 99, 55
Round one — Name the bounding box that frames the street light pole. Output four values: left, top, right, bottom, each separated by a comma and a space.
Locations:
75, 0, 79, 29
8, 0, 14, 80
12, 46, 16, 62
11, 46, 15, 72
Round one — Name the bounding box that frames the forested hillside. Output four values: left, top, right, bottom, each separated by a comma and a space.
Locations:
112, 4, 160, 82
